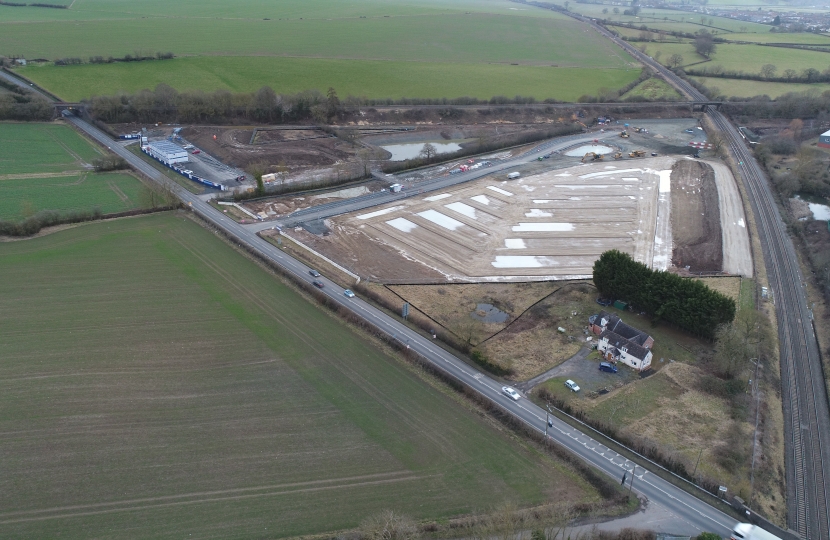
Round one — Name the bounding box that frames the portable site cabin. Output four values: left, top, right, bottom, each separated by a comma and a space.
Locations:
819, 130, 830, 149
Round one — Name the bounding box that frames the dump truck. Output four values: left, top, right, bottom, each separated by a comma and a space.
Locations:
620, 130, 629, 138
581, 152, 603, 162
613, 152, 623, 160
629, 150, 646, 158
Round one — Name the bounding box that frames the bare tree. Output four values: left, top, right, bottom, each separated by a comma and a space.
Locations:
761, 64, 777, 79
694, 30, 716, 58
784, 68, 797, 80
360, 510, 418, 540
419, 142, 438, 160
668, 53, 684, 68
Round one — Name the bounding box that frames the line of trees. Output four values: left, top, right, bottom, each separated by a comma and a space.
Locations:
592, 250, 736, 338
0, 0, 67, 7
0, 92, 52, 121
55, 52, 174, 66
686, 64, 830, 84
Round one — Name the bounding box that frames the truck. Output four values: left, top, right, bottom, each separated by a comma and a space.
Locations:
730, 523, 782, 540
507, 172, 520, 179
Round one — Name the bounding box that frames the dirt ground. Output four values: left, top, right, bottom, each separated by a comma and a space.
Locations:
318, 158, 675, 282
670, 160, 723, 272
388, 281, 565, 346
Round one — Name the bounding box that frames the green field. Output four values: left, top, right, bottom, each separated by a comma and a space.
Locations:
0, 122, 101, 174
0, 172, 147, 221
690, 76, 830, 98
5, 0, 639, 101
642, 41, 830, 74
20, 56, 640, 102
0, 123, 148, 220
621, 78, 683, 101
0, 214, 594, 539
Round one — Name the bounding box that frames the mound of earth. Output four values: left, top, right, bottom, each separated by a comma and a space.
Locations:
670, 160, 722, 272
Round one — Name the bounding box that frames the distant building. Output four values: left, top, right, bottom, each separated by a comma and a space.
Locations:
144, 140, 188, 165
819, 130, 830, 149
589, 310, 654, 371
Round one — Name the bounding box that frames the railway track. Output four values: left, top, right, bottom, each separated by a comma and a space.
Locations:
569, 13, 830, 539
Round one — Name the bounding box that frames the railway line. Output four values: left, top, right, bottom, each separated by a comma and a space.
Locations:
568, 12, 830, 539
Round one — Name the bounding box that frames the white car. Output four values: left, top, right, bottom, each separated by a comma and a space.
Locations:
343, 289, 355, 298
501, 386, 521, 401
565, 380, 580, 392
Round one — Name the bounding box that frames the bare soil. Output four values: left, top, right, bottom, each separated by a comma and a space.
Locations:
670, 160, 723, 272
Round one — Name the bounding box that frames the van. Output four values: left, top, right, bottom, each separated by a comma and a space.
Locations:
599, 362, 618, 373
507, 172, 520, 179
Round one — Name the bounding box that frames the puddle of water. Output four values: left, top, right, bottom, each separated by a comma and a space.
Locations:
381, 142, 463, 161
564, 144, 615, 157
795, 194, 830, 220
471, 303, 510, 323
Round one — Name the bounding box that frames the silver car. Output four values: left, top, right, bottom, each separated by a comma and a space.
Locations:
501, 386, 521, 401
565, 380, 580, 392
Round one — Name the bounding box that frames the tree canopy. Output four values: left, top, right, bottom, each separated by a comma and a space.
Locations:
593, 250, 736, 338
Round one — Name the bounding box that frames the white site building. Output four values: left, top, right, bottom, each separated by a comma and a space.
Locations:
144, 140, 188, 165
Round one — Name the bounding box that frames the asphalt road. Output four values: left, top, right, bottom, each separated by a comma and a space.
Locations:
56, 113, 739, 537
0, 63, 744, 536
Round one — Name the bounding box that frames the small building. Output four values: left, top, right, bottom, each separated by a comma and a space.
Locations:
588, 310, 654, 371
144, 140, 188, 165
819, 129, 830, 149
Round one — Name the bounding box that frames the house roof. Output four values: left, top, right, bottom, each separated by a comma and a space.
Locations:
822, 129, 830, 138
599, 329, 650, 361
592, 310, 651, 346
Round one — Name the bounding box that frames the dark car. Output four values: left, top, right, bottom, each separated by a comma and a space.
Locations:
312, 280, 324, 288
596, 298, 612, 306
309, 270, 320, 277
599, 362, 618, 373
543, 154, 551, 159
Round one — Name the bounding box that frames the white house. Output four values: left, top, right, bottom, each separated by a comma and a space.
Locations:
597, 329, 653, 371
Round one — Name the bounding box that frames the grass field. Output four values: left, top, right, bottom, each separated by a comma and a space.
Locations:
20, 56, 641, 102
0, 122, 101, 174
621, 78, 683, 100
690, 76, 830, 98
5, 0, 639, 101
642, 41, 830, 73
0, 122, 148, 220
0, 172, 147, 221
0, 213, 594, 539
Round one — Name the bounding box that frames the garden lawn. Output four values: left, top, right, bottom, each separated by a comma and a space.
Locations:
0, 213, 593, 539
20, 56, 641, 102
0, 172, 148, 221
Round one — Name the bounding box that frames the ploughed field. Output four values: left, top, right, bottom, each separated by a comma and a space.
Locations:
0, 214, 591, 539
7, 0, 638, 101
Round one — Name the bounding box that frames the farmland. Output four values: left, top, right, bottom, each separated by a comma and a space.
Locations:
0, 214, 595, 539
0, 122, 149, 220
5, 0, 637, 101
690, 77, 830, 99
18, 57, 640, 103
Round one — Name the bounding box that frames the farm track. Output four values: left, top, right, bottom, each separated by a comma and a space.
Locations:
570, 12, 830, 538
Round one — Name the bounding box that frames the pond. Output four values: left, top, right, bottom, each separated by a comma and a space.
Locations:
795, 193, 830, 220
564, 144, 616, 157
470, 303, 510, 323
381, 142, 463, 161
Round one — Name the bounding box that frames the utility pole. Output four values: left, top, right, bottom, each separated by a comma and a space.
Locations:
692, 448, 703, 478
629, 464, 636, 495
544, 403, 553, 447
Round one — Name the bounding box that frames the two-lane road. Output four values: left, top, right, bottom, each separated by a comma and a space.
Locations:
62, 113, 739, 537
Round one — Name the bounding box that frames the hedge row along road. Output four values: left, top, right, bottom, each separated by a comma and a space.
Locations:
0, 68, 741, 536
561, 9, 830, 539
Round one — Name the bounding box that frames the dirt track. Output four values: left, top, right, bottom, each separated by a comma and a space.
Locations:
670, 160, 723, 272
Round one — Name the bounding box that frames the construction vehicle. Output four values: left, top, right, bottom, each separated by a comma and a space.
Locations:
629, 150, 646, 158
581, 152, 604, 162
613, 152, 623, 160
620, 130, 629, 138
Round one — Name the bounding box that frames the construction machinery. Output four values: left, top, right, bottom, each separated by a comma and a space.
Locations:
581, 152, 604, 162
613, 152, 623, 160
629, 150, 646, 158
620, 130, 629, 138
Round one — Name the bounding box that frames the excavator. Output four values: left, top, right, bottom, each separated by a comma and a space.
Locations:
620, 130, 629, 138
613, 152, 623, 160
581, 152, 604, 162
629, 150, 646, 158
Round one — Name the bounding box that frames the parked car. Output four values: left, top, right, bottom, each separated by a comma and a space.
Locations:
309, 270, 320, 277
596, 298, 612, 306
312, 280, 324, 288
599, 362, 618, 373
565, 380, 580, 392
343, 289, 355, 298
501, 386, 521, 401
191, 149, 201, 154
543, 154, 551, 159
